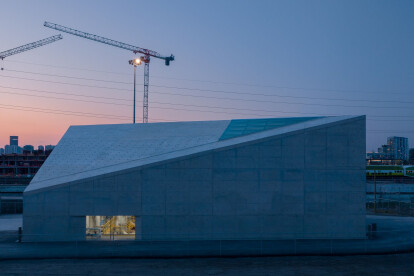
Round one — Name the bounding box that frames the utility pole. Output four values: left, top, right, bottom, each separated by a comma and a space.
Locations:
128, 58, 142, 124
134, 64, 137, 124
374, 169, 377, 213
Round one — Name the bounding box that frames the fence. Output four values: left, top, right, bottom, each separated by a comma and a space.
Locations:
366, 199, 414, 216
0, 199, 23, 214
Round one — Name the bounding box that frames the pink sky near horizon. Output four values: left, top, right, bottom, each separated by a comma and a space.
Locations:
0, 106, 117, 147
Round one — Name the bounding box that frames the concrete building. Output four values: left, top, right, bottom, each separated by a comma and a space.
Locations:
0, 151, 52, 214
387, 136, 409, 160
23, 116, 366, 242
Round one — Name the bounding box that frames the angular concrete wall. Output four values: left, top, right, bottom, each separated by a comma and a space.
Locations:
139, 116, 366, 240
23, 116, 365, 241
23, 171, 143, 241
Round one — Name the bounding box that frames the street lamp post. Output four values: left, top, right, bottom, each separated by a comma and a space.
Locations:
128, 58, 142, 124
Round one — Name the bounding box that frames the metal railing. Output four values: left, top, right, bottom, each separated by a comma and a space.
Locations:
367, 199, 414, 216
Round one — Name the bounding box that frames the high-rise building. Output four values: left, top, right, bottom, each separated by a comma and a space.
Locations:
10, 136, 18, 146
0, 148, 4, 155
387, 136, 409, 160
38, 145, 45, 151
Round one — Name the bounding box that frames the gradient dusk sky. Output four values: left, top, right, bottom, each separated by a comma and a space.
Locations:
1, 0, 414, 151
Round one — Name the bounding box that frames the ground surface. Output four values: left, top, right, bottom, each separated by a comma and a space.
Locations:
0, 215, 414, 274
0, 214, 22, 231
1, 214, 414, 259
1, 254, 414, 275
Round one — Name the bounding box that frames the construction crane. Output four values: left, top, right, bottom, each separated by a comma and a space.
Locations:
44, 21, 174, 124
0, 35, 62, 70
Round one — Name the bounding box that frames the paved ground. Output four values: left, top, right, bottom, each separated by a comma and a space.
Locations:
1, 253, 414, 275
0, 214, 22, 231
1, 214, 414, 274
1, 214, 414, 259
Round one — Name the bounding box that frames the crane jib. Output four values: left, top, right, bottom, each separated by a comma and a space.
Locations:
0, 35, 62, 59
44, 21, 174, 63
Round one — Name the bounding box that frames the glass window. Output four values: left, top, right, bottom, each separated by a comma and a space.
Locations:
86, 216, 135, 240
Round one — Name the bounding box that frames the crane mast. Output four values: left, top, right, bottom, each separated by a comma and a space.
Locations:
44, 22, 174, 123
143, 58, 149, 123
0, 35, 62, 68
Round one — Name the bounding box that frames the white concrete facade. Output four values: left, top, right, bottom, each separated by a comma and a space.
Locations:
23, 116, 366, 241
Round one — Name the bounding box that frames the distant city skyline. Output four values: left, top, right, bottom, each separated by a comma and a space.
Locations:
0, 135, 53, 147
0, 133, 60, 149
367, 136, 410, 161
0, 135, 54, 155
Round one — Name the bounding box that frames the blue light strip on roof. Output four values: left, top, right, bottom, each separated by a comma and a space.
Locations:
219, 117, 324, 140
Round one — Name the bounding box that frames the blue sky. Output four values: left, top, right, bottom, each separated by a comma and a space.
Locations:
0, 0, 413, 150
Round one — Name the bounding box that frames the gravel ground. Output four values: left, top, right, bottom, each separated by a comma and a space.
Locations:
1, 253, 413, 275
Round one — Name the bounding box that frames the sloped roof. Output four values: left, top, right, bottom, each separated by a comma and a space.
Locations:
29, 120, 230, 186
25, 116, 360, 193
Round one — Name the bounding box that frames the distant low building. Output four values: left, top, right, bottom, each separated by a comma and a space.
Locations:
367, 151, 393, 160
5, 145, 22, 154
1, 134, 52, 214
0, 150, 52, 214
45, 145, 55, 151
23, 145, 34, 153
367, 136, 409, 164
